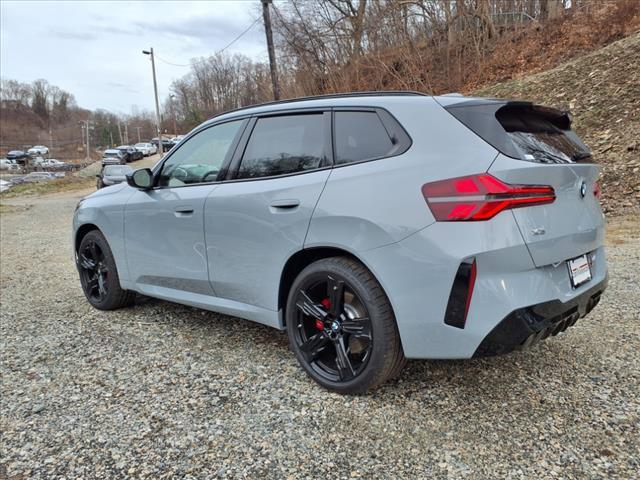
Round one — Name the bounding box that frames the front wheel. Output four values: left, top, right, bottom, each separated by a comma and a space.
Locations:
77, 230, 135, 310
286, 257, 406, 394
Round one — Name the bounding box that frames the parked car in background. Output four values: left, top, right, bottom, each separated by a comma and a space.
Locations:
0, 158, 21, 171
6, 150, 30, 163
102, 149, 127, 166
96, 164, 133, 189
151, 138, 175, 152
73, 92, 607, 393
21, 171, 58, 183
27, 145, 49, 156
134, 143, 157, 156
37, 158, 72, 170
116, 145, 143, 162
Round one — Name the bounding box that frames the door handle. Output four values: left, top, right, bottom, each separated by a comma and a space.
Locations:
270, 199, 300, 209
174, 207, 194, 217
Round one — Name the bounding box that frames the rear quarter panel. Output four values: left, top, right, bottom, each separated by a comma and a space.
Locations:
305, 97, 500, 252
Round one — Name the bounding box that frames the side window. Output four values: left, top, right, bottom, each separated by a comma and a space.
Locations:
334, 111, 394, 165
158, 119, 244, 187
236, 114, 326, 179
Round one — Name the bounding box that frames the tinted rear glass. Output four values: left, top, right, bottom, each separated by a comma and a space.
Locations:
496, 105, 590, 163
334, 111, 394, 164
104, 166, 130, 175
445, 101, 591, 164
237, 114, 326, 179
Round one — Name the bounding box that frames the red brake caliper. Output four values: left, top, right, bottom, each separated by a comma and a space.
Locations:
315, 298, 331, 330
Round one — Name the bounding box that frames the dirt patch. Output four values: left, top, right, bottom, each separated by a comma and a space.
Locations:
0, 203, 33, 215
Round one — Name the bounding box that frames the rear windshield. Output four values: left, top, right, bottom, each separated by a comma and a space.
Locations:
496, 105, 590, 163
445, 101, 592, 164
104, 152, 119, 158
104, 166, 130, 175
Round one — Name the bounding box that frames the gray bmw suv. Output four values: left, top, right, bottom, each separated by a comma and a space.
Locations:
73, 92, 607, 393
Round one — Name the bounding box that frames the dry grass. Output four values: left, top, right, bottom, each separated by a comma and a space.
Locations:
606, 215, 640, 245
0, 175, 94, 199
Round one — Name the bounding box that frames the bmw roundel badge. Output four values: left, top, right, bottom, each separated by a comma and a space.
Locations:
580, 181, 587, 198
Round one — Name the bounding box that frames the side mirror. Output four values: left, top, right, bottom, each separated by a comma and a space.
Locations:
126, 168, 154, 190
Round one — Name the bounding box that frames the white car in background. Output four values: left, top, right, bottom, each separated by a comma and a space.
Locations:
0, 158, 21, 171
27, 145, 49, 156
134, 143, 157, 156
39, 158, 70, 170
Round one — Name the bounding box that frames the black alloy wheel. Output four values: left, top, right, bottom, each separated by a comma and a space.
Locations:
77, 230, 135, 310
78, 239, 109, 303
294, 274, 373, 382
287, 257, 406, 394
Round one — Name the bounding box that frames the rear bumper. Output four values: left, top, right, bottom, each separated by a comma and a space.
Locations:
359, 211, 607, 359
473, 275, 607, 357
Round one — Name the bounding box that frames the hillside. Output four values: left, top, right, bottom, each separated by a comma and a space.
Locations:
475, 33, 640, 217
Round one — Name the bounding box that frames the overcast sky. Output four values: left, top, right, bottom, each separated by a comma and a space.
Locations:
0, 0, 266, 114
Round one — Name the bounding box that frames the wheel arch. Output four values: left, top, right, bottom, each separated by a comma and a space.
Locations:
278, 246, 394, 327
74, 223, 101, 252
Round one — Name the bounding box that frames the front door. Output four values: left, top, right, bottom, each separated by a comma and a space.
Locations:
124, 119, 246, 297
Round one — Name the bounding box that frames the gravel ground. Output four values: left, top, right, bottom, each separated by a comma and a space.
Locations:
1, 192, 638, 479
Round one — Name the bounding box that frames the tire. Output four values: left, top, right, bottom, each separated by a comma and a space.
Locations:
77, 230, 135, 310
286, 256, 406, 394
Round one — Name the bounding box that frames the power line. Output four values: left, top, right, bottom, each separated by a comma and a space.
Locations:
155, 16, 262, 68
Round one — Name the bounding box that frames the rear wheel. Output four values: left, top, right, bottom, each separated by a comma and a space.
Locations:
286, 257, 405, 394
77, 230, 135, 310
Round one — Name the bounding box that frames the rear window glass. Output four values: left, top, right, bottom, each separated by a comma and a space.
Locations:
104, 166, 130, 175
334, 111, 394, 164
496, 106, 591, 163
445, 102, 591, 164
237, 114, 326, 179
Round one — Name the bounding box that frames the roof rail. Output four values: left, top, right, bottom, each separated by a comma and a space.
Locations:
207, 90, 429, 122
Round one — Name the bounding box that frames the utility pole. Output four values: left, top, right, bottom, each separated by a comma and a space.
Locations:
134, 126, 142, 143
117, 121, 123, 145
124, 123, 129, 144
107, 118, 114, 147
79, 120, 93, 162
170, 94, 177, 135
261, 0, 280, 100
48, 127, 53, 158
143, 47, 163, 158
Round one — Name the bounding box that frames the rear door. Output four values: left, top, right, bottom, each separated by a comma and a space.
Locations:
204, 111, 332, 313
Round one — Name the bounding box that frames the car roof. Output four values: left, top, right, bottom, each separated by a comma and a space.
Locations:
199, 91, 484, 128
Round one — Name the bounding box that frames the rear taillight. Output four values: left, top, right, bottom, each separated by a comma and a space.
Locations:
593, 180, 601, 199
422, 173, 555, 221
